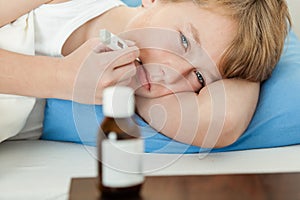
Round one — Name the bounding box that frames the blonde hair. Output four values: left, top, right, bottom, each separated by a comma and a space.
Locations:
162, 0, 291, 82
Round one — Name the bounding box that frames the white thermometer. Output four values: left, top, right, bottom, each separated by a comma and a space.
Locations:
99, 29, 128, 50
99, 29, 142, 63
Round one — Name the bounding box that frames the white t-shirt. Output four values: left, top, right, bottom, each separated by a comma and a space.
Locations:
34, 0, 125, 56
0, 0, 125, 142
0, 12, 36, 142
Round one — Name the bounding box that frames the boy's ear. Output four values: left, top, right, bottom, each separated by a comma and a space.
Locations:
141, 0, 156, 8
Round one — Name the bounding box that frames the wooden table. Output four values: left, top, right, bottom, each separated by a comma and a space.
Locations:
69, 173, 300, 200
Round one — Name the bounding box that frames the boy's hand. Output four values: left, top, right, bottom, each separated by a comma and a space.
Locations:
61, 38, 140, 104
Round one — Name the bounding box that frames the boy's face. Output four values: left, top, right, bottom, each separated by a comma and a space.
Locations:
124, 1, 237, 98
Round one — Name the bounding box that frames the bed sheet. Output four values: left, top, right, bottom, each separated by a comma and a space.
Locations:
1, 140, 300, 200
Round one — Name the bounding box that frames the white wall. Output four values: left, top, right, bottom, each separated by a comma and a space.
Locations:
286, 0, 300, 37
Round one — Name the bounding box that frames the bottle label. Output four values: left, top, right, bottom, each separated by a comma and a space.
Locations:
102, 138, 144, 188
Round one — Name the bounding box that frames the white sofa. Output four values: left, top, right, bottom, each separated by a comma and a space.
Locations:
1, 1, 300, 199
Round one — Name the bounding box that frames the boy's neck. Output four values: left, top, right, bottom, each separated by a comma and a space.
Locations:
87, 6, 142, 37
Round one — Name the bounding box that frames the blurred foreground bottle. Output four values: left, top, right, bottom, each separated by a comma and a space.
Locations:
98, 86, 144, 198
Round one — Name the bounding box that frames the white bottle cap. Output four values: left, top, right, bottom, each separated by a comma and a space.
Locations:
103, 86, 135, 118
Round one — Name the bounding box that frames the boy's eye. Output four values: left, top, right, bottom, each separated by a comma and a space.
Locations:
180, 32, 189, 50
195, 71, 205, 87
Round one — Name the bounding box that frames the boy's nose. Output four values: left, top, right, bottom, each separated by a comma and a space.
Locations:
146, 64, 165, 82
144, 62, 190, 84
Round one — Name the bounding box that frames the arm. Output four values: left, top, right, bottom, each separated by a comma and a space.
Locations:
0, 38, 139, 104
136, 79, 260, 148
0, 38, 99, 100
0, 0, 53, 27
0, 48, 65, 99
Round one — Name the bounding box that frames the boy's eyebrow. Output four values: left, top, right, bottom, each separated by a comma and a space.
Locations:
188, 23, 201, 45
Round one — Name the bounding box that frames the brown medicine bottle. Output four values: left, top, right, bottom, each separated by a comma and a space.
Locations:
98, 86, 144, 198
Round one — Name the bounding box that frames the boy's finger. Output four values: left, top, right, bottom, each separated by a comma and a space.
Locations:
103, 46, 140, 69
113, 62, 137, 82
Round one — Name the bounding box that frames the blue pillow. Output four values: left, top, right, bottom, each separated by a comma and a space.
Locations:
120, 0, 141, 7
42, 31, 300, 154
42, 100, 200, 153
215, 30, 300, 152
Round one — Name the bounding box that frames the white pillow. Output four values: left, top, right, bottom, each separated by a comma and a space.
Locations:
0, 11, 36, 142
